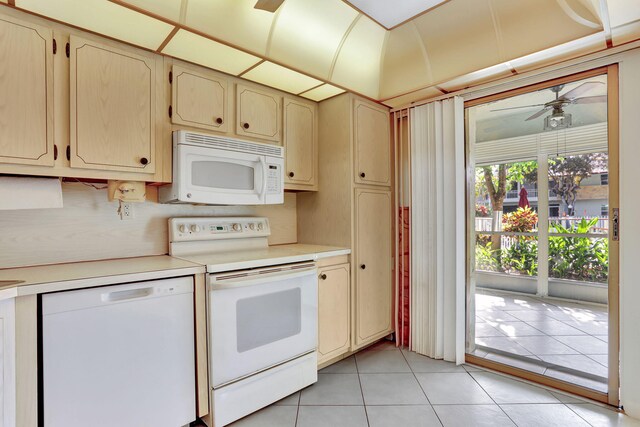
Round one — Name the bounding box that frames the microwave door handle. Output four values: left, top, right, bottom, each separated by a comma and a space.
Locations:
259, 157, 268, 201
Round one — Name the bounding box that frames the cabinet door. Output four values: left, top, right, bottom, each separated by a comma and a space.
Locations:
0, 16, 53, 166
70, 36, 156, 173
283, 97, 317, 190
355, 189, 393, 346
354, 100, 390, 186
236, 84, 281, 143
172, 65, 228, 133
318, 263, 350, 364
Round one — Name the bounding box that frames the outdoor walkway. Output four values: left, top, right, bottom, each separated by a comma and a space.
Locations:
472, 288, 609, 393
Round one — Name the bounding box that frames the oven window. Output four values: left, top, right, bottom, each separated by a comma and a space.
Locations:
236, 288, 302, 353
192, 161, 255, 190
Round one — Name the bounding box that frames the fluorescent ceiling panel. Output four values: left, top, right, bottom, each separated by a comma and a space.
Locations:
185, 0, 274, 56
344, 0, 447, 28
606, 0, 640, 27
331, 16, 386, 97
162, 29, 261, 75
509, 33, 605, 72
300, 84, 345, 102
16, 0, 174, 50
382, 86, 443, 108
243, 61, 323, 95
439, 63, 512, 92
269, 0, 358, 78
119, 0, 183, 22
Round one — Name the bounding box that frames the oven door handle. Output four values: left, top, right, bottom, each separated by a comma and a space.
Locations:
211, 267, 317, 290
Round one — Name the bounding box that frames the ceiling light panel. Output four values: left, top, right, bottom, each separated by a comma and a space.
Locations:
185, 0, 274, 56
242, 61, 323, 95
412, 0, 500, 83
300, 84, 345, 102
345, 0, 447, 28
16, 0, 174, 50
162, 29, 261, 75
268, 0, 358, 78
331, 16, 386, 98
119, 0, 183, 23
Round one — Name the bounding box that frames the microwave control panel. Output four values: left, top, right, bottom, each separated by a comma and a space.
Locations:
169, 217, 270, 242
266, 163, 281, 194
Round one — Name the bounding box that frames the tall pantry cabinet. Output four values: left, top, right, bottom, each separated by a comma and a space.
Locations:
298, 93, 393, 354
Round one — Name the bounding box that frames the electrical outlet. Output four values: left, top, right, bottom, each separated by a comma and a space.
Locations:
119, 202, 134, 220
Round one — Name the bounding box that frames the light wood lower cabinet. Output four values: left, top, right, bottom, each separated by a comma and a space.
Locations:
0, 15, 54, 167
355, 188, 393, 346
70, 35, 156, 174
317, 262, 351, 365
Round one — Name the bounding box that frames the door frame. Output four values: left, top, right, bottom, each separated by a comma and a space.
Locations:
464, 65, 620, 406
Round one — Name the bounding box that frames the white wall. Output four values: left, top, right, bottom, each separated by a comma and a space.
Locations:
618, 50, 640, 417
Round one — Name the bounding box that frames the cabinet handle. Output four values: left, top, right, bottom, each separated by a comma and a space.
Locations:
360, 172, 366, 178
360, 264, 366, 270
288, 171, 295, 178
66, 146, 70, 161
140, 157, 149, 165
320, 273, 327, 280
54, 145, 58, 160
216, 117, 223, 125
243, 122, 250, 129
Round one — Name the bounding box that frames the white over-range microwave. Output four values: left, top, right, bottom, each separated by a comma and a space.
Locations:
159, 131, 284, 205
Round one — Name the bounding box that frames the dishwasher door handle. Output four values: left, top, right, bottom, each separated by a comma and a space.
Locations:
101, 287, 154, 303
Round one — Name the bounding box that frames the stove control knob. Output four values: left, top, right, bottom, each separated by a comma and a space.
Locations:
257, 222, 264, 231
190, 224, 201, 233
178, 224, 188, 233
232, 223, 241, 231
249, 223, 255, 230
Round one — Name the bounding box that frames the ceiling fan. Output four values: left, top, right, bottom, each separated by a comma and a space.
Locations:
490, 81, 606, 130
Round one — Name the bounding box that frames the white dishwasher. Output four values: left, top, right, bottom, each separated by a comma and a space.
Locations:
42, 277, 196, 427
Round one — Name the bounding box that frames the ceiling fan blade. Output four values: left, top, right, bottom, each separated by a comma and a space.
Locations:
254, 0, 285, 12
490, 104, 545, 112
558, 81, 605, 101
525, 107, 552, 121
572, 95, 607, 104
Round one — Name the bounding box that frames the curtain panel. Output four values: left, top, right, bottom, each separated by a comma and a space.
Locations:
405, 97, 466, 363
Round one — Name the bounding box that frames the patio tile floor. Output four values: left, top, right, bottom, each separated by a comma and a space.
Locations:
473, 288, 609, 393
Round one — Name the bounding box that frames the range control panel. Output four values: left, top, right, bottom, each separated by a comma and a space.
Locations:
169, 217, 270, 242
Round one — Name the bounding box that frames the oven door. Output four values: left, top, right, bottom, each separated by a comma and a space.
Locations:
177, 143, 269, 205
209, 264, 318, 388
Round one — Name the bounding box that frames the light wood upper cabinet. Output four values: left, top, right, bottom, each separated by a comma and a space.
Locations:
70, 36, 156, 174
0, 16, 53, 167
236, 84, 281, 143
318, 262, 350, 365
355, 188, 393, 346
171, 65, 228, 133
354, 100, 391, 186
283, 97, 317, 190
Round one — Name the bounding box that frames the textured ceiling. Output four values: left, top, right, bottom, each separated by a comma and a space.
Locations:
8, 0, 640, 106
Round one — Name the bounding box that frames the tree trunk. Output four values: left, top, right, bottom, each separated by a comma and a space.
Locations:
484, 166, 507, 251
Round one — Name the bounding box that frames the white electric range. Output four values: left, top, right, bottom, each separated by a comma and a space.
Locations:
169, 217, 348, 427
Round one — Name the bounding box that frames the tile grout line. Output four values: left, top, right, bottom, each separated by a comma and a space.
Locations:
465, 370, 522, 427
398, 348, 445, 427
562, 402, 599, 427
353, 355, 372, 427
294, 389, 301, 427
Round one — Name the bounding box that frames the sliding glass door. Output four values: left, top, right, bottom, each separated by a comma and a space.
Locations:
465, 67, 619, 404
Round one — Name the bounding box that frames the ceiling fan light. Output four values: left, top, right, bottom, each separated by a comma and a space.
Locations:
544, 113, 572, 131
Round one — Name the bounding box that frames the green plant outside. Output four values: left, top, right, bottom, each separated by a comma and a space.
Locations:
476, 217, 608, 284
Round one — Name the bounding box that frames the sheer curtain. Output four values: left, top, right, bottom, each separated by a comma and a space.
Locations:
407, 97, 466, 363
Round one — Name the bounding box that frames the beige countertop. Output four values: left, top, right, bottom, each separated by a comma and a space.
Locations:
0, 255, 206, 298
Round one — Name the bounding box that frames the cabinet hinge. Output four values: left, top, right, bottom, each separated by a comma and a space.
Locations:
169, 71, 172, 84
65, 42, 70, 58
168, 105, 172, 118
52, 39, 57, 55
